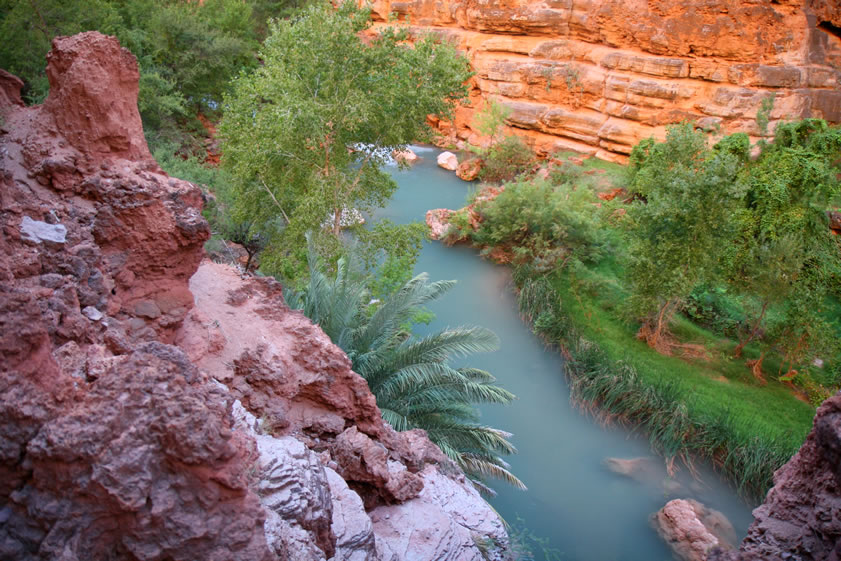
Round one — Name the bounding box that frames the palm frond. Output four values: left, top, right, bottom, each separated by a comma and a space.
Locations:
291, 242, 523, 493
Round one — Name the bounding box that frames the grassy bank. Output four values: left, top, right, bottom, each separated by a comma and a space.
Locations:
514, 265, 814, 500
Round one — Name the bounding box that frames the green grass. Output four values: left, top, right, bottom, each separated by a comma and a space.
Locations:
514, 258, 815, 500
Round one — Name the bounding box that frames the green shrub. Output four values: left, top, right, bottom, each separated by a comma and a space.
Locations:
470, 178, 607, 267
478, 136, 535, 183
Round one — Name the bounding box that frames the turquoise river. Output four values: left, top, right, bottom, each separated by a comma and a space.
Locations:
375, 145, 756, 561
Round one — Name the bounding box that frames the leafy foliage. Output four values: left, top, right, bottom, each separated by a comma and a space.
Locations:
219, 1, 471, 275
0, 0, 262, 142
285, 244, 524, 494
725, 120, 841, 375
477, 135, 535, 183
625, 123, 747, 348
468, 177, 608, 269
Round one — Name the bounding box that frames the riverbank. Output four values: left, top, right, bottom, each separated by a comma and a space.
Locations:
514, 266, 814, 500
440, 151, 824, 501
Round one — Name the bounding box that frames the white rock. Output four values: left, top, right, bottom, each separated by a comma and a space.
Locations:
325, 468, 378, 561
82, 306, 103, 321
21, 216, 67, 244
437, 151, 459, 171
392, 148, 419, 164
370, 464, 509, 561
652, 499, 736, 561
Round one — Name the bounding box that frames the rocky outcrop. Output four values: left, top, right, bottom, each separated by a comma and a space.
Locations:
365, 0, 841, 161
426, 208, 455, 240
1, 32, 509, 560
708, 391, 841, 561
181, 260, 512, 560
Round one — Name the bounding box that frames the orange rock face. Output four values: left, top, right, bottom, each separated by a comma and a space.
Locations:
366, 0, 841, 161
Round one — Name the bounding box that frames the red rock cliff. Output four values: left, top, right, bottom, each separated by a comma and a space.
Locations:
0, 32, 510, 560
366, 0, 841, 161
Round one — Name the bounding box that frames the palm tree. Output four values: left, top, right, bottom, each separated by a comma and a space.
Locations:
284, 248, 525, 494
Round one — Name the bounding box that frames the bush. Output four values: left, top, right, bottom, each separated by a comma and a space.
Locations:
470, 177, 607, 267
478, 136, 535, 183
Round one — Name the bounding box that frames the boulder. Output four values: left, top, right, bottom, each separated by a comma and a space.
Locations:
425, 208, 454, 240
456, 158, 483, 181
652, 499, 735, 561
437, 151, 459, 171
393, 148, 419, 164
370, 464, 510, 561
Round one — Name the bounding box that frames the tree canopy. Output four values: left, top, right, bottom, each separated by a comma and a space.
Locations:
219, 1, 472, 277
625, 123, 747, 351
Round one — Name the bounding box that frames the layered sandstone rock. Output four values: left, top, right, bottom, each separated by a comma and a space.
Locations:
365, 0, 841, 161
1, 32, 509, 561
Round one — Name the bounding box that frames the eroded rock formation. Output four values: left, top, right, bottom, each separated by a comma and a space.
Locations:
0, 32, 509, 560
366, 0, 841, 161
708, 391, 841, 561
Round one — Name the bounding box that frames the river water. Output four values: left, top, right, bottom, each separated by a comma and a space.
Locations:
376, 146, 755, 561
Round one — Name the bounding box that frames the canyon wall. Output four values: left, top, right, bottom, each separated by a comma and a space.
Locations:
0, 32, 509, 560
367, 0, 841, 161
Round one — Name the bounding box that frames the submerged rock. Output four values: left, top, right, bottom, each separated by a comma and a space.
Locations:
604, 456, 657, 482
652, 499, 735, 561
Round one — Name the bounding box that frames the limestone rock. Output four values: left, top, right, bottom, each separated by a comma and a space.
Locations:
456, 158, 483, 181
0, 344, 273, 561
437, 151, 459, 171
256, 434, 335, 558
325, 468, 378, 561
652, 499, 735, 561
19, 216, 67, 244
0, 31, 513, 561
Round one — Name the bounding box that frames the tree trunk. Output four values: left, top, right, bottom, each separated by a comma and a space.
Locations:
747, 350, 768, 385
639, 298, 677, 354
332, 207, 342, 237
733, 300, 768, 358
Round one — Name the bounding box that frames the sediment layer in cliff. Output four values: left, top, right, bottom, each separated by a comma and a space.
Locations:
0, 32, 509, 560
367, 0, 841, 161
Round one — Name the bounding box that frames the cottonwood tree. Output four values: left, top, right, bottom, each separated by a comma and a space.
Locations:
727, 120, 841, 377
625, 123, 746, 352
219, 2, 471, 276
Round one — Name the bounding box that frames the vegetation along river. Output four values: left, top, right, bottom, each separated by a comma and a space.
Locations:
375, 145, 756, 561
